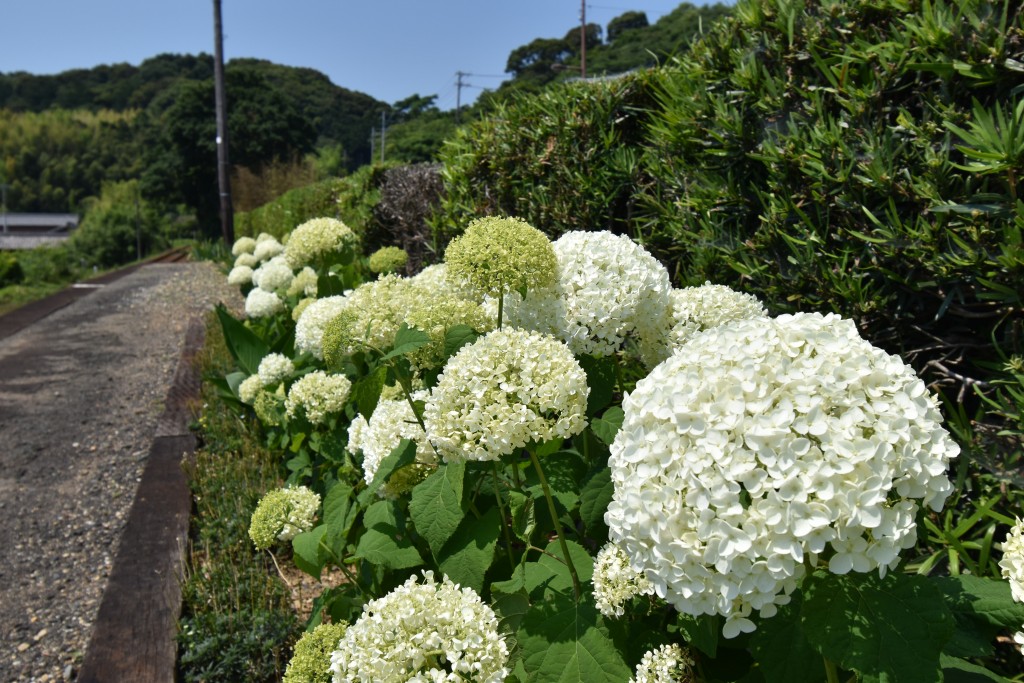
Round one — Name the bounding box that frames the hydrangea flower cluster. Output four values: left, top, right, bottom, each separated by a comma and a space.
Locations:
245, 287, 285, 318
605, 313, 959, 638
348, 390, 436, 484
630, 644, 695, 683
283, 217, 359, 269
238, 374, 263, 405
252, 258, 295, 293
328, 571, 509, 683
227, 264, 254, 286
231, 235, 257, 256
424, 328, 589, 462
404, 296, 494, 370
286, 371, 352, 424
233, 252, 259, 268
321, 275, 415, 363
248, 485, 322, 550
1000, 518, 1024, 652
287, 266, 319, 298
295, 296, 349, 360
593, 542, 655, 618
368, 245, 410, 274
515, 231, 673, 358
253, 236, 285, 262
444, 216, 557, 299
257, 353, 295, 387
283, 622, 348, 683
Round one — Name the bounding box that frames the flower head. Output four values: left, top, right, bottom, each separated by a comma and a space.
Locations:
295, 295, 349, 360
238, 374, 263, 405
284, 622, 348, 683
249, 485, 321, 549
234, 252, 259, 269
328, 571, 509, 683
257, 353, 295, 387
227, 265, 254, 286
348, 390, 436, 485
287, 266, 319, 298
253, 237, 285, 262
286, 371, 352, 424
245, 287, 285, 318
593, 542, 655, 618
231, 236, 257, 256
1000, 518, 1024, 603
252, 258, 295, 293
631, 644, 695, 683
605, 313, 959, 637
444, 216, 556, 299
320, 275, 415, 363
368, 246, 410, 274
284, 217, 359, 269
424, 328, 589, 462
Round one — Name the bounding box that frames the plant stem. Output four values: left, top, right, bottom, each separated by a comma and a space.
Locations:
824, 657, 840, 683
497, 291, 504, 330
528, 448, 582, 601
491, 462, 518, 572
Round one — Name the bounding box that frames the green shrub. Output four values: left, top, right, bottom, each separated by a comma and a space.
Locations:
0, 252, 24, 286
235, 177, 347, 241
69, 179, 173, 268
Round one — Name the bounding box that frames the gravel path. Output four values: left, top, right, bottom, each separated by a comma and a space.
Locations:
0, 262, 238, 682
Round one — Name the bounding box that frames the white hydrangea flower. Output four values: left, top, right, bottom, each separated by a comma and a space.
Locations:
411, 263, 449, 290
256, 231, 277, 243
284, 217, 359, 269
286, 371, 352, 424
245, 287, 285, 318
227, 265, 254, 286
287, 266, 319, 298
505, 231, 673, 360
253, 237, 285, 262
638, 282, 769, 366
295, 295, 349, 360
1000, 518, 1024, 603
348, 390, 435, 484
234, 252, 259, 268
257, 353, 295, 387
328, 571, 509, 683
248, 485, 322, 549
231, 235, 257, 256
238, 374, 263, 405
605, 313, 959, 638
631, 644, 695, 683
1014, 630, 1024, 654
424, 328, 589, 462
252, 259, 295, 294
320, 274, 418, 360
593, 542, 655, 618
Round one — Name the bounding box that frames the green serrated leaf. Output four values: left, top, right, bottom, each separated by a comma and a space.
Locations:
360, 439, 418, 503
579, 468, 613, 538
675, 613, 721, 659
292, 525, 328, 580
509, 491, 536, 542
409, 461, 467, 558
518, 593, 632, 682
323, 482, 357, 553
524, 540, 595, 600
443, 324, 477, 358
216, 304, 270, 375
351, 365, 387, 419
578, 354, 617, 415
801, 571, 954, 683
750, 592, 821, 683
590, 406, 625, 445
939, 654, 1009, 682
932, 574, 1024, 658
438, 506, 501, 593
353, 524, 423, 570
383, 323, 431, 360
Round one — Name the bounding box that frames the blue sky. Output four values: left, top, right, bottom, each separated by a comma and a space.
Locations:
2, 1, 707, 110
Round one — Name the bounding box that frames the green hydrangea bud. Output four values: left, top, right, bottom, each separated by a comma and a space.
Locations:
444, 216, 557, 298
248, 486, 321, 550
368, 246, 409, 274
283, 622, 347, 683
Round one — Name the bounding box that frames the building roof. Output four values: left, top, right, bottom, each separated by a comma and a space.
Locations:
1, 213, 80, 233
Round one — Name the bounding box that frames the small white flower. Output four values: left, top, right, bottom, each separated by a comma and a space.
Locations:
231, 236, 257, 256
253, 237, 285, 262
233, 252, 258, 268
286, 371, 352, 424
593, 542, 655, 618
631, 643, 695, 683
248, 485, 321, 549
1000, 518, 1024, 603
284, 217, 359, 269
257, 353, 294, 386
227, 264, 253, 286
245, 287, 285, 318
238, 374, 262, 405
287, 266, 319, 298
329, 571, 509, 683
252, 259, 295, 293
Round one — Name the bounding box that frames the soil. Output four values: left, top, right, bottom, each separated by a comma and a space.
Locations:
0, 262, 238, 682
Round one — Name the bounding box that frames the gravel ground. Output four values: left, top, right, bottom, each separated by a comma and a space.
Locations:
0, 261, 238, 682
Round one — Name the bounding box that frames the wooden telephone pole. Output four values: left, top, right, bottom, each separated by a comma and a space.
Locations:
213, 0, 234, 245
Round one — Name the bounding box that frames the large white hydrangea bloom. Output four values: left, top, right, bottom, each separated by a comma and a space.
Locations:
1000, 518, 1024, 652
252, 257, 295, 294
231, 235, 257, 256
227, 265, 254, 286
234, 252, 259, 268
286, 371, 352, 424
245, 287, 285, 318
257, 353, 294, 387
348, 390, 435, 484
283, 217, 359, 269
424, 328, 589, 462
505, 231, 673, 359
593, 542, 655, 618
295, 295, 349, 360
605, 313, 959, 638
329, 571, 509, 683
253, 236, 285, 263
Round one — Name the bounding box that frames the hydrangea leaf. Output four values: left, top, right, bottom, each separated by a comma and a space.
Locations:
438, 506, 501, 593
350, 365, 386, 419
409, 461, 467, 558
359, 439, 418, 504
578, 467, 613, 539
938, 654, 1007, 682
351, 523, 423, 570
525, 452, 587, 519
509, 490, 536, 542
216, 304, 269, 375
590, 406, 625, 446
674, 613, 720, 658
578, 354, 617, 416
749, 592, 822, 683
801, 571, 954, 683
323, 482, 358, 554
292, 524, 328, 580
931, 574, 1024, 658
443, 323, 477, 358
524, 540, 594, 601
382, 323, 431, 360
518, 592, 631, 683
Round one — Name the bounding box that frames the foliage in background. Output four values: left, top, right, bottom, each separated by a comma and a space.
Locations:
68, 179, 172, 269
178, 313, 299, 683
369, 163, 444, 271
235, 178, 349, 242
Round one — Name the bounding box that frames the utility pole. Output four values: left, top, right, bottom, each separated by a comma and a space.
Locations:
213, 0, 234, 245
580, 0, 587, 79
455, 71, 466, 124
1, 183, 8, 234
370, 126, 376, 162
380, 111, 387, 163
